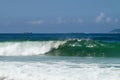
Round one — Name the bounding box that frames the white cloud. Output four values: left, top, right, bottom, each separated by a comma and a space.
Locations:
96, 12, 105, 23
56, 17, 84, 24
77, 19, 83, 23
56, 17, 62, 24
27, 20, 44, 25
95, 12, 118, 24
106, 17, 111, 23
115, 18, 119, 23
27, 18, 84, 25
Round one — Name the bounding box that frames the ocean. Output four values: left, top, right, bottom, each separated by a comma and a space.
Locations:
0, 33, 120, 80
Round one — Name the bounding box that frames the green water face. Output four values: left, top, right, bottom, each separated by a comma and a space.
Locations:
46, 40, 120, 57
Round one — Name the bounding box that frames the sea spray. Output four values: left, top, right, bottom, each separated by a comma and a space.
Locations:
0, 41, 66, 56
0, 60, 120, 80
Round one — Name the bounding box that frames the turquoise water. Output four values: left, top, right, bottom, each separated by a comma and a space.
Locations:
0, 56, 120, 64
0, 33, 120, 80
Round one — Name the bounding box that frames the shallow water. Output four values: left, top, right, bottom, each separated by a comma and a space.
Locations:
0, 56, 120, 80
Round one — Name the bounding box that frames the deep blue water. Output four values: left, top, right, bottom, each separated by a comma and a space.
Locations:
0, 33, 120, 41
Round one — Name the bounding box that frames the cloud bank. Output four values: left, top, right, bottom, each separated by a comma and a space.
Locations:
96, 12, 119, 24
27, 20, 44, 25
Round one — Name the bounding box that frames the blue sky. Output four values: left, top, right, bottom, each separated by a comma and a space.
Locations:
0, 0, 120, 33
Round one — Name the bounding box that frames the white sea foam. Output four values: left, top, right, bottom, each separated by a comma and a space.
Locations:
0, 41, 66, 56
0, 61, 120, 80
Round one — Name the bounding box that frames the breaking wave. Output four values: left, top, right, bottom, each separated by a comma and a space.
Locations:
0, 39, 120, 57
0, 41, 66, 56
46, 39, 120, 57
0, 61, 120, 80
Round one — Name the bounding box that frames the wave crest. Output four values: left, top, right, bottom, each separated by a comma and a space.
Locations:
46, 39, 120, 57
0, 41, 65, 56
0, 39, 120, 57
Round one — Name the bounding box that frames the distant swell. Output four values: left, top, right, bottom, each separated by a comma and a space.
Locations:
0, 39, 120, 57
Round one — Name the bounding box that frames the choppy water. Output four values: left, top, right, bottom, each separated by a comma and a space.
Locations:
0, 56, 120, 80
0, 33, 120, 80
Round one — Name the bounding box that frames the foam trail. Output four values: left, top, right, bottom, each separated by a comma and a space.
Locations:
0, 41, 65, 56
0, 61, 120, 80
